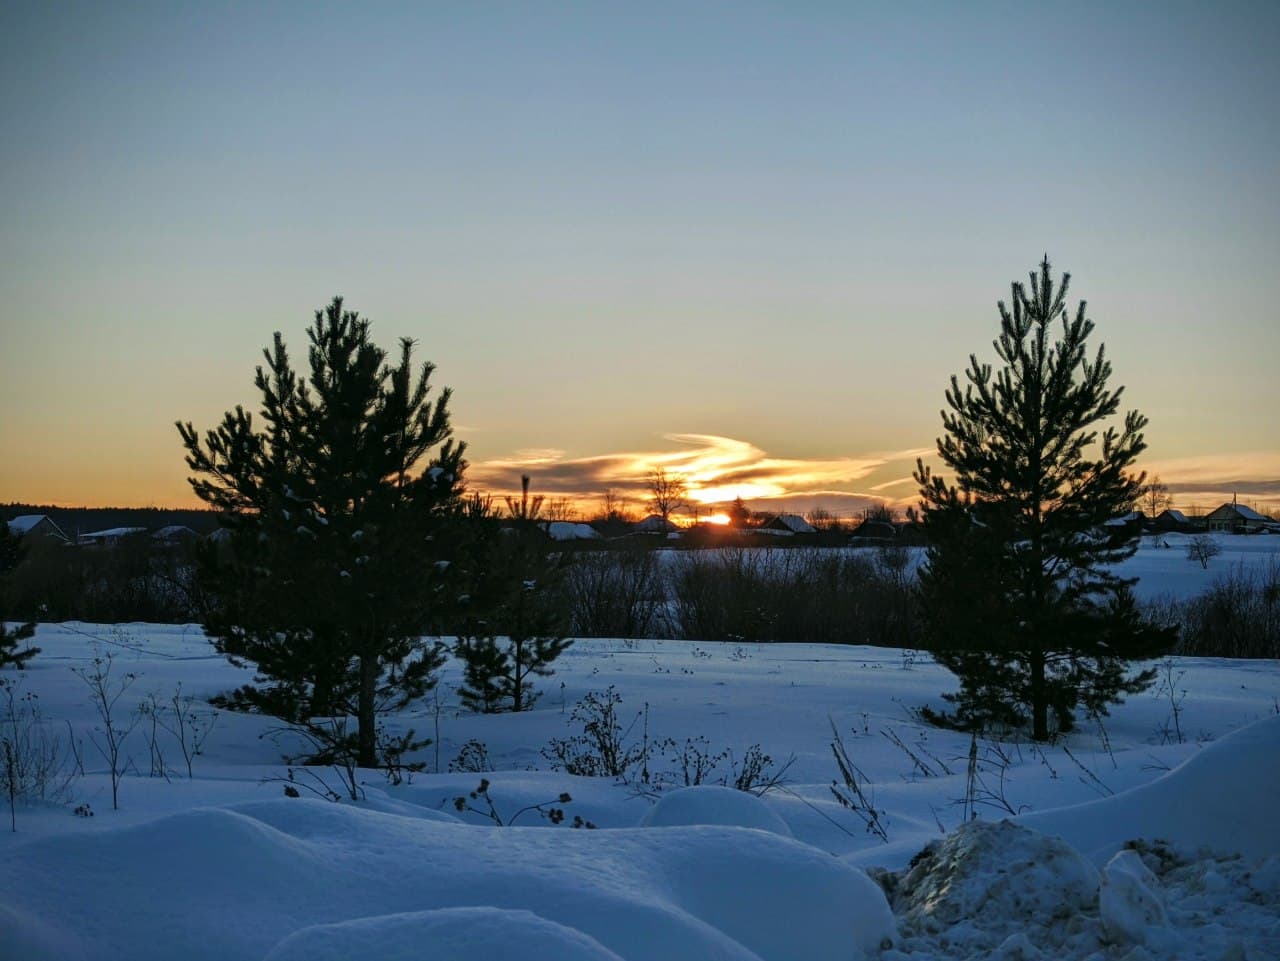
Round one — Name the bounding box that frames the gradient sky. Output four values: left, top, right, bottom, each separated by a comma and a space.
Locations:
2, 2, 1277, 518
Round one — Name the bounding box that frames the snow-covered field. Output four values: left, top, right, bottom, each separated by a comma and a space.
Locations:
2, 539, 1279, 960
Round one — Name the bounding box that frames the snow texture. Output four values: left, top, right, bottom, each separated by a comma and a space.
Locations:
2, 538, 1279, 961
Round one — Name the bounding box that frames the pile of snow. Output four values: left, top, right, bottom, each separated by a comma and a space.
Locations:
876, 820, 1280, 959
640, 785, 794, 837
868, 717, 1280, 959
2, 799, 895, 961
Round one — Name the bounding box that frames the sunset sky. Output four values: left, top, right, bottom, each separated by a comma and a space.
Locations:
2, 3, 1277, 519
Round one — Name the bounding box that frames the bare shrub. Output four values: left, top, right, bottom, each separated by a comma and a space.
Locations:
449, 739, 494, 774
1174, 558, 1280, 658
566, 548, 668, 638
542, 686, 648, 781
73, 651, 142, 810
1186, 535, 1221, 569
829, 719, 888, 842
667, 546, 916, 647
1, 679, 79, 831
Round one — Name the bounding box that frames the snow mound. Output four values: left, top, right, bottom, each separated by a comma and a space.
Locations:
884, 820, 1098, 935
1, 798, 895, 961
876, 824, 1280, 959
263, 907, 626, 961
640, 785, 793, 837
1020, 713, 1280, 862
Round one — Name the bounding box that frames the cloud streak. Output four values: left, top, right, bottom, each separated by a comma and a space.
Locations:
469, 434, 933, 516
1140, 451, 1280, 512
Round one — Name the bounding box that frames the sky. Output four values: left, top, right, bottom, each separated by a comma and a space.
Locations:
1, 1, 1277, 519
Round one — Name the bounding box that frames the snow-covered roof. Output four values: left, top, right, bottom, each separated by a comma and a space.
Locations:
7, 514, 48, 535
6, 514, 69, 541
774, 514, 817, 534
152, 525, 198, 540
545, 522, 603, 542
633, 515, 678, 533
1161, 509, 1189, 523
1207, 503, 1272, 523
80, 527, 148, 540
1103, 511, 1142, 527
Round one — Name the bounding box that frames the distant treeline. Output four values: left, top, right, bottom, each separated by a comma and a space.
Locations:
1, 504, 221, 538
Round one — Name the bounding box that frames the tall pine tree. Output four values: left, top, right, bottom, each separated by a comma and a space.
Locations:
178, 298, 465, 767
915, 258, 1173, 741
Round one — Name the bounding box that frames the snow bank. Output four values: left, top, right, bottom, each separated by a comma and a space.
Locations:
1020, 713, 1280, 862
640, 785, 793, 837
0, 798, 895, 961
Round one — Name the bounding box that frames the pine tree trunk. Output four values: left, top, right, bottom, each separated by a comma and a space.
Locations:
357, 654, 378, 768
1030, 643, 1049, 741
511, 635, 524, 713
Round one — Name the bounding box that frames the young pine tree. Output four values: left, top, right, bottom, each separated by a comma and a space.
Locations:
914, 258, 1173, 741
454, 479, 572, 713
177, 298, 466, 767
0, 523, 38, 669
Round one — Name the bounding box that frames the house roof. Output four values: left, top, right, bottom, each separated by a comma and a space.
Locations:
6, 514, 69, 540
851, 519, 897, 539
1207, 503, 1271, 523
152, 525, 198, 540
633, 515, 678, 532
772, 514, 817, 534
545, 521, 602, 541
1103, 511, 1143, 527
8, 515, 46, 535
80, 527, 148, 540
1158, 509, 1190, 524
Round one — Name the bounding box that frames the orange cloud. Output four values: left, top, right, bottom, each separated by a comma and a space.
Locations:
469, 434, 933, 517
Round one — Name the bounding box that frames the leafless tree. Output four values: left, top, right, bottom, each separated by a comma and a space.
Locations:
1186, 535, 1221, 569
544, 498, 578, 522
1141, 475, 1173, 518
806, 507, 840, 532
648, 468, 687, 525
597, 489, 634, 524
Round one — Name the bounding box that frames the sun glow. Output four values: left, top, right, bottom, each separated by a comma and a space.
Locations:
701, 513, 732, 525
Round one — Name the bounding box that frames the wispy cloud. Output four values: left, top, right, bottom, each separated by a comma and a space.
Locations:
1140, 450, 1280, 512
469, 434, 932, 515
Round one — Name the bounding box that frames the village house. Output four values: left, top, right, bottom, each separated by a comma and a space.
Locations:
5, 514, 70, 544
1204, 502, 1274, 534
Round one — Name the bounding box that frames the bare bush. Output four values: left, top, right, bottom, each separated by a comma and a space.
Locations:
1186, 535, 1221, 569
1173, 559, 1280, 658
1, 679, 79, 831
73, 651, 141, 810
566, 549, 668, 638
667, 547, 916, 646
542, 687, 648, 781
829, 719, 888, 842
